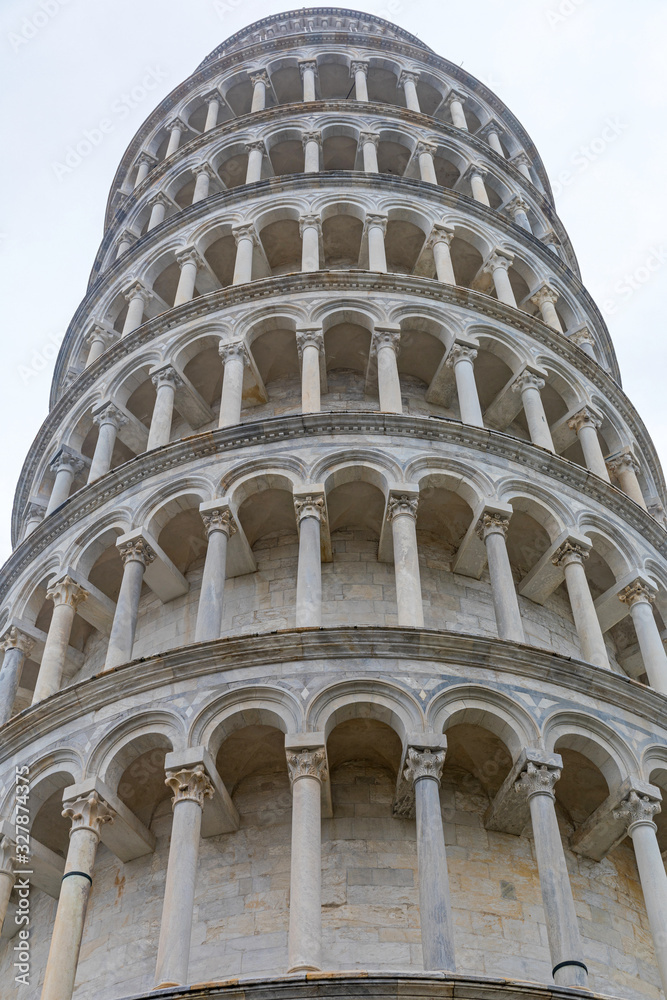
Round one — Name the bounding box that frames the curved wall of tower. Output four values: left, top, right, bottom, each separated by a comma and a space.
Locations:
1, 9, 667, 1000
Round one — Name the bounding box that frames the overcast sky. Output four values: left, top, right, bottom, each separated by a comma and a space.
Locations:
0, 0, 665, 563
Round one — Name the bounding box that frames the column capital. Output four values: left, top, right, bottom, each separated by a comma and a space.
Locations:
244, 138, 266, 154
116, 229, 136, 249
512, 369, 545, 394
166, 116, 188, 134
85, 324, 116, 349
122, 280, 152, 305
49, 446, 85, 477
286, 747, 328, 785
511, 151, 532, 171
613, 789, 661, 834
478, 119, 504, 140
296, 327, 324, 358
200, 504, 237, 538
151, 365, 184, 391
298, 59, 318, 78
482, 248, 514, 274
426, 223, 455, 248
399, 69, 420, 87
475, 510, 511, 541
165, 764, 214, 808
249, 69, 270, 86
618, 579, 656, 608
364, 212, 388, 235
0, 626, 35, 657
294, 493, 327, 525
46, 575, 88, 610
404, 746, 446, 785
62, 789, 115, 839
445, 89, 466, 108
201, 88, 222, 105
515, 759, 561, 801
506, 195, 530, 217
415, 140, 437, 157
387, 492, 419, 522
175, 246, 204, 269
568, 406, 602, 434
192, 160, 215, 179
301, 130, 322, 148
147, 191, 171, 210
446, 342, 477, 368
552, 538, 591, 569
350, 60, 369, 77
607, 451, 640, 478
299, 214, 322, 237
359, 130, 380, 148
117, 536, 156, 568
371, 326, 401, 357
531, 283, 559, 309
219, 340, 250, 365
463, 162, 487, 182
231, 223, 258, 246
569, 326, 595, 349
92, 401, 128, 431
135, 151, 156, 169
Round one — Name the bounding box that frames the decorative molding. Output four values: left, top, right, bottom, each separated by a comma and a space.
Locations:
62, 789, 115, 837
165, 764, 214, 807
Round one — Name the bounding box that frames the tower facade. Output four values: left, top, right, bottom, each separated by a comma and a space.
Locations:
2, 9, 667, 1000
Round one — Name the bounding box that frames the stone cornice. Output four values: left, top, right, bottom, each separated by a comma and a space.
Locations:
1, 625, 665, 770
7, 410, 667, 580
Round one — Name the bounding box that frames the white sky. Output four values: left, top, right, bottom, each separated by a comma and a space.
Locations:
0, 0, 665, 564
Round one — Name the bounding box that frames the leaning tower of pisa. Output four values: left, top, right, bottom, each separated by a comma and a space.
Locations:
2, 8, 667, 1000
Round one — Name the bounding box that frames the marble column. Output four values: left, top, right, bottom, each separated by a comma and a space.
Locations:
88, 403, 127, 483
202, 90, 222, 131
299, 60, 318, 101
147, 367, 183, 450
218, 342, 248, 426
286, 748, 328, 971
446, 91, 468, 130
195, 506, 237, 642
116, 231, 134, 259
250, 70, 270, 112
614, 791, 667, 996
512, 371, 554, 451
373, 328, 402, 414
245, 139, 265, 183
41, 790, 114, 1000
511, 152, 533, 181
607, 453, 647, 509
0, 627, 34, 726
507, 196, 532, 232
0, 830, 16, 932
165, 118, 187, 157
532, 284, 563, 332
466, 164, 490, 206
147, 193, 170, 232
483, 250, 516, 306
105, 538, 155, 671
122, 281, 151, 337
174, 248, 202, 306
618, 582, 667, 694
294, 495, 325, 628
476, 512, 524, 642
399, 70, 420, 112
302, 131, 322, 173
133, 153, 154, 187
300, 215, 321, 272
387, 492, 424, 627
416, 141, 438, 184
22, 501, 45, 538
428, 224, 456, 284
232, 224, 256, 284
192, 163, 215, 204
552, 540, 609, 669
85, 325, 115, 367
446, 344, 483, 426
351, 60, 369, 101
296, 329, 324, 413
46, 449, 84, 515
404, 746, 455, 971
154, 766, 214, 988
570, 327, 597, 361
567, 408, 610, 482
32, 576, 88, 704
516, 761, 588, 989
479, 120, 505, 156
365, 214, 388, 272
359, 131, 380, 173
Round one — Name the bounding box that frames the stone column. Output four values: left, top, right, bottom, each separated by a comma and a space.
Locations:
614, 791, 667, 995
351, 60, 369, 101
552, 540, 609, 669
147, 367, 183, 450
302, 131, 322, 173
22, 501, 45, 538
245, 139, 266, 183
0, 627, 34, 726
300, 215, 321, 272
174, 248, 203, 306
427, 224, 456, 284
154, 765, 214, 988
134, 153, 154, 188
165, 118, 187, 157
515, 761, 588, 989
507, 195, 532, 232
532, 284, 563, 332
567, 408, 610, 481
232, 224, 257, 284
105, 538, 155, 671
483, 250, 516, 306
607, 453, 647, 509
466, 164, 490, 206
0, 830, 16, 931
618, 582, 667, 694
446, 91, 468, 130
250, 70, 270, 112
116, 231, 134, 259
195, 506, 237, 642
286, 748, 328, 971
372, 328, 402, 414
570, 327, 597, 361
416, 141, 438, 184
294, 494, 325, 627
122, 281, 151, 337
476, 512, 525, 642
359, 131, 380, 173
147, 193, 170, 232
479, 120, 505, 156
399, 70, 420, 112
46, 449, 84, 515
218, 342, 248, 427
192, 163, 215, 204
41, 790, 114, 1000
202, 90, 222, 131
299, 60, 318, 101
296, 329, 324, 413
387, 492, 424, 627
32, 576, 88, 704
85, 325, 115, 367
365, 214, 388, 272
511, 152, 533, 181
88, 403, 127, 483
404, 746, 455, 971
446, 344, 483, 426
512, 371, 554, 451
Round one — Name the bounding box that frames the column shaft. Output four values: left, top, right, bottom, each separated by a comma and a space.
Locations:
296, 514, 322, 627
520, 383, 554, 451
492, 265, 516, 306
418, 150, 437, 184
219, 353, 245, 427
166, 127, 182, 157
192, 170, 211, 204
377, 344, 402, 413
147, 382, 176, 450
88, 419, 118, 483
484, 529, 524, 642
368, 224, 387, 272
390, 508, 424, 627
301, 225, 320, 271
251, 78, 267, 112
303, 138, 320, 172
195, 526, 231, 642
246, 146, 264, 183
578, 423, 610, 481
362, 140, 379, 173
432, 240, 456, 284
0, 645, 29, 725
233, 236, 254, 284
562, 557, 609, 669
449, 98, 467, 129
46, 466, 74, 514
174, 258, 198, 306
354, 67, 369, 101
452, 355, 483, 426
32, 602, 76, 703
204, 99, 219, 131
470, 172, 490, 206
630, 822, 667, 993
288, 769, 322, 970
301, 344, 321, 413
630, 601, 667, 694
122, 293, 145, 336
105, 557, 147, 670
415, 775, 455, 969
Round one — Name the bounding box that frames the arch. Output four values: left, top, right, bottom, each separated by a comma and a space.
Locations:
543, 710, 638, 788
428, 684, 540, 761
86, 710, 186, 791
307, 678, 424, 743
189, 686, 303, 757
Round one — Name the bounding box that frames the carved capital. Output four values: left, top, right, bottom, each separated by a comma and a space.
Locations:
613, 789, 661, 833
46, 575, 88, 611
426, 223, 455, 248
299, 214, 322, 237
399, 69, 420, 87
244, 139, 266, 155
49, 448, 85, 477
302, 130, 322, 148
151, 366, 183, 391
478, 120, 504, 140
515, 760, 561, 800
166, 116, 188, 133
506, 195, 530, 218
93, 402, 128, 431
483, 249, 514, 274
570, 326, 595, 349
464, 162, 487, 182
201, 507, 237, 538
415, 140, 437, 158
249, 70, 270, 86
371, 327, 401, 357
192, 161, 215, 179
387, 493, 419, 522
618, 580, 655, 608
286, 748, 328, 785
511, 152, 532, 170
176, 247, 204, 270
118, 538, 156, 568
364, 212, 388, 235
123, 280, 151, 305
148, 192, 171, 210
552, 539, 590, 569
219, 341, 249, 366
568, 407, 601, 434
512, 370, 545, 394
0, 627, 35, 657
294, 494, 327, 524
298, 59, 318, 78
350, 60, 369, 77
404, 747, 445, 785
359, 130, 380, 148
135, 151, 156, 169
232, 223, 257, 246
201, 89, 222, 105
446, 343, 477, 368
63, 789, 115, 838
607, 452, 640, 477
445, 89, 466, 108
165, 764, 214, 808
476, 511, 510, 541
86, 325, 116, 349
296, 328, 324, 358
531, 284, 559, 309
